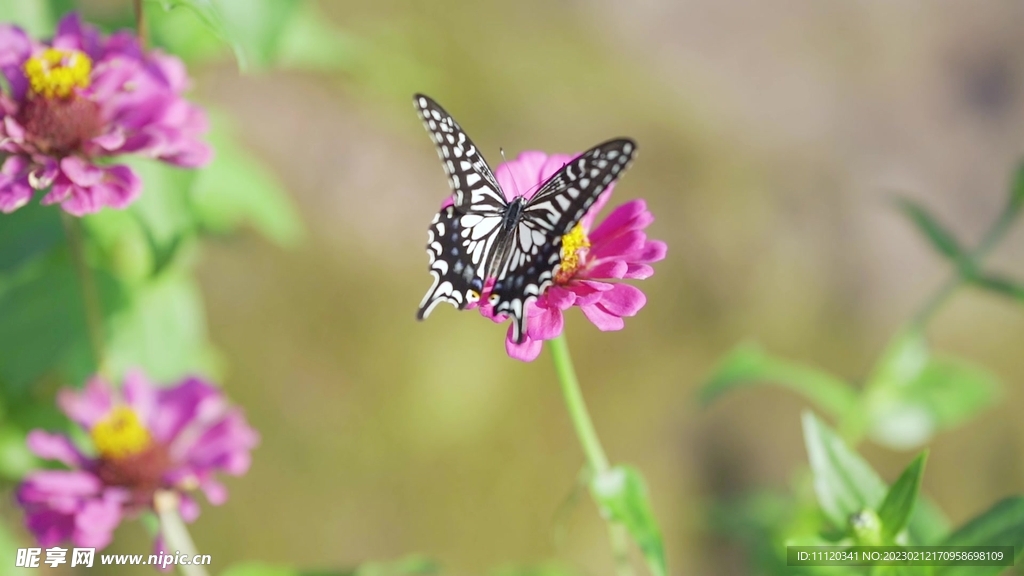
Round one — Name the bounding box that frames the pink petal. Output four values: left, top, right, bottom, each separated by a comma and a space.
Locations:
3, 116, 24, 142
58, 377, 114, 430
0, 156, 32, 212
527, 305, 564, 340
585, 259, 628, 280
59, 157, 105, 187
200, 478, 228, 505
26, 431, 87, 468
20, 470, 102, 500
624, 263, 655, 279
40, 181, 73, 205
544, 286, 577, 310
580, 303, 626, 331
589, 200, 651, 243
23, 510, 75, 547
178, 493, 201, 522
73, 492, 123, 549
591, 230, 646, 261
123, 370, 157, 427
598, 284, 647, 317
636, 239, 668, 263
91, 129, 126, 151
504, 330, 543, 362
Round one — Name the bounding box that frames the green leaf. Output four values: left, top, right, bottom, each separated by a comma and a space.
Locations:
213, 0, 301, 70
971, 272, 1024, 302
867, 356, 999, 450
895, 198, 965, 261
877, 451, 928, 542
188, 111, 304, 246
906, 494, 951, 545
937, 496, 1024, 576
147, 0, 249, 70
802, 411, 886, 530
0, 251, 122, 391
700, 342, 858, 418
105, 272, 220, 383
590, 466, 667, 576
0, 202, 64, 275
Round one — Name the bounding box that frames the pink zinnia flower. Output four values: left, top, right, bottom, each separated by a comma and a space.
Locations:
473, 151, 666, 362
0, 13, 210, 215
16, 371, 258, 550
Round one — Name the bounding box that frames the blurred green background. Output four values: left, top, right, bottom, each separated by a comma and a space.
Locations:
3, 0, 1024, 574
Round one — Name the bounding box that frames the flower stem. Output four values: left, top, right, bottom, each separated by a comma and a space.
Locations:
909, 205, 1018, 331
61, 213, 105, 374
155, 490, 209, 576
133, 0, 148, 48
549, 334, 634, 576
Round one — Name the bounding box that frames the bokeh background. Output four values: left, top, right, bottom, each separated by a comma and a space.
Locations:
6, 0, 1024, 574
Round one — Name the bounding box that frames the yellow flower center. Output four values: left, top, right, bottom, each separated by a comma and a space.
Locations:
556, 223, 590, 283
24, 48, 92, 99
91, 406, 153, 460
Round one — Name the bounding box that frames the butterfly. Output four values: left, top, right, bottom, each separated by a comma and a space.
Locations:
413, 94, 637, 344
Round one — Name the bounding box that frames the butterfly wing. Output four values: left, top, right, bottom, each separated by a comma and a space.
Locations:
414, 94, 510, 319
490, 139, 638, 343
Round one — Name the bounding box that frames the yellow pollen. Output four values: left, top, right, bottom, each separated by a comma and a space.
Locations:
24, 48, 92, 99
557, 223, 590, 283
90, 406, 152, 460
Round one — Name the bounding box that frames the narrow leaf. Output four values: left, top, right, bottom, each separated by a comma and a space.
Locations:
1009, 159, 1024, 215
591, 466, 667, 576
878, 451, 928, 542
700, 343, 858, 418
938, 496, 1024, 576
802, 411, 886, 530
895, 198, 964, 260
971, 272, 1024, 302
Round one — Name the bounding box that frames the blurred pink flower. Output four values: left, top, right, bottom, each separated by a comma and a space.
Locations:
16, 371, 258, 550
0, 13, 210, 215
474, 151, 666, 362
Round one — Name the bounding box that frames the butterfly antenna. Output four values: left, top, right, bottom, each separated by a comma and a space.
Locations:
500, 147, 524, 199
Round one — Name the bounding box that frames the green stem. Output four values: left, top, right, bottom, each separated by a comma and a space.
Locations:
61, 214, 105, 374
549, 334, 634, 576
155, 491, 209, 576
550, 334, 609, 472
909, 205, 1018, 330
133, 0, 148, 48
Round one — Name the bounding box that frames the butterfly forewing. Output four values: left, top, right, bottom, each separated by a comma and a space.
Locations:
490, 139, 638, 343
415, 94, 509, 320
413, 94, 505, 212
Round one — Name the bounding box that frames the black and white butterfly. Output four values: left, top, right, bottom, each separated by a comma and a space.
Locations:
414, 94, 637, 343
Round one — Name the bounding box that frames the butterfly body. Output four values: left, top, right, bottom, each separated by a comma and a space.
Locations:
414, 94, 637, 343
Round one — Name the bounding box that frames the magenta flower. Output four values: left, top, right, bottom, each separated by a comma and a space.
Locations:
16, 371, 258, 550
471, 151, 666, 362
0, 13, 210, 215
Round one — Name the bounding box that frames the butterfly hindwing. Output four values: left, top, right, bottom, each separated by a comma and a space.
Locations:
417, 206, 487, 319
490, 139, 638, 343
